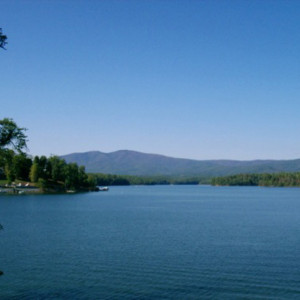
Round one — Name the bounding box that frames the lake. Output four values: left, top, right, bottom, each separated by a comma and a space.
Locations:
0, 185, 300, 299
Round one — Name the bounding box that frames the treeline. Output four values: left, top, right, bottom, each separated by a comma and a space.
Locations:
0, 152, 210, 189
0, 118, 95, 191
90, 173, 210, 186
0, 151, 96, 191
211, 173, 300, 187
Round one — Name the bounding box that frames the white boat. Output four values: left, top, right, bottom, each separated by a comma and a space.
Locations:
99, 186, 109, 191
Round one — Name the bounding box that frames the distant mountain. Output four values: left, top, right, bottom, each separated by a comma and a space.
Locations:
61, 150, 300, 177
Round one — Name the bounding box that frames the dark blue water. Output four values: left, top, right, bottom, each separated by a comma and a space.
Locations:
0, 185, 299, 299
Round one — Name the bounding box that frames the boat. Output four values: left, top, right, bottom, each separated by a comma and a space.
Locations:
99, 186, 109, 191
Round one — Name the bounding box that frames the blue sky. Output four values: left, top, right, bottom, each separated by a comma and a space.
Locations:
1, 0, 300, 160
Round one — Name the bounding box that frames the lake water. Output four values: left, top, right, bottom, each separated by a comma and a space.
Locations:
0, 185, 299, 299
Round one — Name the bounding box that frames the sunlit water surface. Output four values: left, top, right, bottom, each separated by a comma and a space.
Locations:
0, 185, 299, 299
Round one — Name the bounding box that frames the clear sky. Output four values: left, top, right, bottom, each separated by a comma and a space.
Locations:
1, 0, 300, 160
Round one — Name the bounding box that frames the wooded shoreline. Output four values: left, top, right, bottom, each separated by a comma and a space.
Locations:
211, 172, 300, 187
2, 171, 300, 195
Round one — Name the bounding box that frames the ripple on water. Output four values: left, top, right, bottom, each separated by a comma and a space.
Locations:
0, 186, 300, 299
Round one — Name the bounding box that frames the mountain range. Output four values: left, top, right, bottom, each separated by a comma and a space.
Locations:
61, 150, 300, 177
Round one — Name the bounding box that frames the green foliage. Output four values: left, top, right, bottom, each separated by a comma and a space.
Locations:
48, 156, 65, 182
4, 164, 15, 184
3, 150, 15, 183
0, 170, 5, 180
211, 172, 300, 187
64, 163, 79, 190
78, 166, 88, 187
0, 28, 7, 50
92, 173, 130, 186
0, 150, 31, 183
29, 162, 39, 183
1, 150, 95, 192
13, 154, 32, 181
0, 118, 27, 153
0, 118, 28, 182
90, 173, 209, 186
87, 174, 97, 187
37, 178, 49, 191
28, 156, 94, 191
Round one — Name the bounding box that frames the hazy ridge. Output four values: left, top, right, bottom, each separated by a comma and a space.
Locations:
61, 150, 300, 177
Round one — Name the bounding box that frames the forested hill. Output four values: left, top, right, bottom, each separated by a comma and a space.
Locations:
61, 150, 300, 177
211, 173, 300, 187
